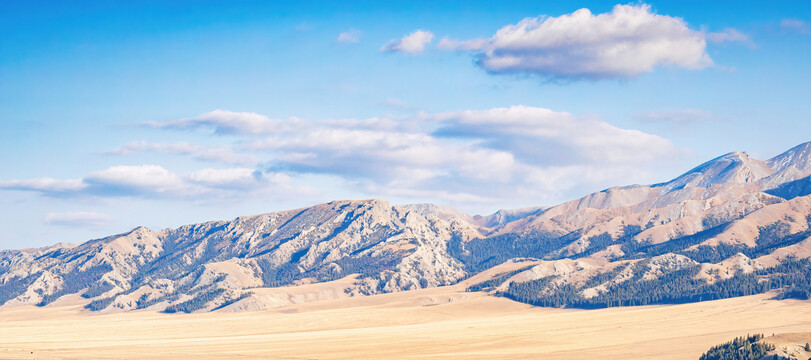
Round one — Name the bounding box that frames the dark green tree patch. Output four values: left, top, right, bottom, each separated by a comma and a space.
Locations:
699, 334, 774, 360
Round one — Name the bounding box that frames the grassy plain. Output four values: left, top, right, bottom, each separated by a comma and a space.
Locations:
1, 284, 810, 360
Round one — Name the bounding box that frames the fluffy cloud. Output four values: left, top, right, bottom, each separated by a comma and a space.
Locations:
83, 165, 187, 197
43, 212, 116, 229
141, 110, 300, 135
438, 4, 712, 79
381, 30, 434, 54
105, 141, 257, 165
337, 29, 361, 43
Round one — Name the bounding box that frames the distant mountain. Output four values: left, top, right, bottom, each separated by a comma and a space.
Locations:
1, 141, 810, 312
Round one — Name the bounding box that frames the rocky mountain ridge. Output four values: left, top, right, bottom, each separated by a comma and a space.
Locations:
0, 141, 810, 312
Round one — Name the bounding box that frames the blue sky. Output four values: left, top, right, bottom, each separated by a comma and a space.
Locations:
1, 0, 810, 249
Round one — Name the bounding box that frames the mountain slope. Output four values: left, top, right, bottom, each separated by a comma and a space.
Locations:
1, 141, 810, 312
481, 142, 811, 260
766, 175, 811, 200
764, 141, 811, 188
1, 199, 482, 312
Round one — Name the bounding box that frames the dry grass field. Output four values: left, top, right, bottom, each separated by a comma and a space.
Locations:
1, 285, 810, 360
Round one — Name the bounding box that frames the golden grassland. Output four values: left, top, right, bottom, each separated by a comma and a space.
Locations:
1, 285, 810, 360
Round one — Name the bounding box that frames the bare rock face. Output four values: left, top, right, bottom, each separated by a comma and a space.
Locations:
1, 141, 810, 312
0, 199, 480, 312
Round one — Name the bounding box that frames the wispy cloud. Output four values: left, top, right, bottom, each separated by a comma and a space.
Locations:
379, 98, 414, 110
337, 28, 361, 43
781, 19, 809, 34
104, 141, 257, 165
381, 30, 434, 54
140, 110, 302, 135
706, 28, 753, 47
43, 212, 115, 229
1, 165, 313, 201
437, 4, 712, 80
635, 109, 724, 124
0, 178, 86, 194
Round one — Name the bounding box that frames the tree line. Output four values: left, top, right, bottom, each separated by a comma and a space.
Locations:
499, 257, 811, 309
699, 334, 775, 360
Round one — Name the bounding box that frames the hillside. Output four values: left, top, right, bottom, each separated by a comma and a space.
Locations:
0, 141, 809, 313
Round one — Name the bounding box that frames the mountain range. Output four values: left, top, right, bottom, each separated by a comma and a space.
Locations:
1, 141, 810, 313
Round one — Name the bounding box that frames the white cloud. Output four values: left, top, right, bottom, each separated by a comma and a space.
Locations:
438, 4, 712, 79
781, 19, 809, 34
43, 212, 115, 229
105, 141, 257, 165
381, 30, 434, 54
84, 165, 187, 197
337, 29, 361, 43
141, 110, 301, 135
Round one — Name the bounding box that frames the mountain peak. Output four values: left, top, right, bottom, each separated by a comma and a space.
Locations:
717, 150, 754, 163
767, 141, 811, 173
326, 198, 391, 208
399, 203, 474, 222
660, 150, 772, 191
474, 207, 546, 227
758, 141, 811, 190
129, 226, 154, 234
